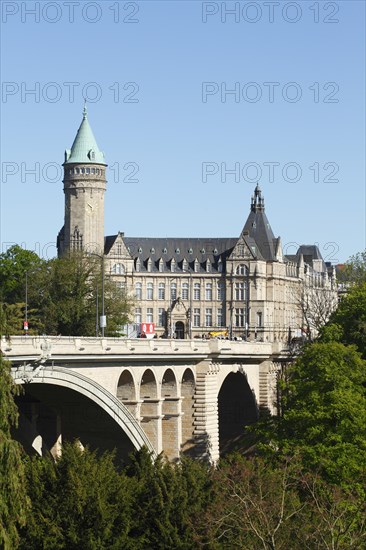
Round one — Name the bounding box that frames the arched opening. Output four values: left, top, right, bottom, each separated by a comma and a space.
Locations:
181, 368, 195, 456
117, 370, 137, 416
175, 321, 185, 339
14, 384, 136, 462
218, 372, 258, 455
140, 369, 159, 451
161, 369, 179, 460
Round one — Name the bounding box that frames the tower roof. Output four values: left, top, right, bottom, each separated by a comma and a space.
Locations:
64, 105, 106, 165
241, 184, 278, 260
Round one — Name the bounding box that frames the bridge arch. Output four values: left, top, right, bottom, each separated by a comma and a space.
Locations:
181, 368, 195, 455
12, 365, 155, 456
218, 370, 258, 455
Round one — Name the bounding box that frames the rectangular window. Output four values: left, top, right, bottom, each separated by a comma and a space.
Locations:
256, 311, 262, 328
217, 282, 224, 301
217, 308, 223, 327
158, 283, 165, 300
147, 308, 153, 323
182, 283, 189, 300
193, 308, 201, 327
205, 283, 212, 301
171, 282, 177, 300
235, 308, 245, 327
158, 308, 165, 327
135, 283, 142, 300
135, 307, 142, 324
147, 282, 153, 300
235, 282, 245, 301
205, 308, 212, 327
194, 283, 201, 300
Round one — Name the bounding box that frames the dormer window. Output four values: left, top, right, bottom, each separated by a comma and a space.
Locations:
88, 150, 96, 161
171, 259, 176, 273
188, 248, 193, 254
163, 247, 167, 254
194, 259, 200, 273
147, 258, 152, 272
182, 258, 188, 272
175, 248, 180, 255
150, 248, 155, 254
159, 258, 164, 272
206, 259, 211, 273
135, 258, 141, 272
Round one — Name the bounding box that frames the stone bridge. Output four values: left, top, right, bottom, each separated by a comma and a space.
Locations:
1, 336, 289, 462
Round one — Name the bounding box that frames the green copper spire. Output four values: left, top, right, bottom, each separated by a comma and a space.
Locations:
64, 105, 106, 165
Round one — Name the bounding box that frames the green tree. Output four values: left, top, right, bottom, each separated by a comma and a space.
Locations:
273, 342, 366, 488
325, 281, 366, 358
20, 443, 134, 550
0, 244, 44, 304
338, 250, 366, 285
0, 357, 29, 549
40, 252, 133, 336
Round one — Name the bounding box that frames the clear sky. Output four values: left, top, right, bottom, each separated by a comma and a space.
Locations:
1, 0, 365, 263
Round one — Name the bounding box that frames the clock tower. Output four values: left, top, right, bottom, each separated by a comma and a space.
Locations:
57, 106, 107, 256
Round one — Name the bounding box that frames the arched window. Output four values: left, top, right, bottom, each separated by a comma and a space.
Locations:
111, 263, 125, 275
236, 264, 249, 276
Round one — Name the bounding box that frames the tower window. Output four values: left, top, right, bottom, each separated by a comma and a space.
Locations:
86, 168, 90, 174
92, 168, 95, 174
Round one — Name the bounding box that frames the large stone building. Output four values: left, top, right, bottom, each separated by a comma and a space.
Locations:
57, 108, 337, 341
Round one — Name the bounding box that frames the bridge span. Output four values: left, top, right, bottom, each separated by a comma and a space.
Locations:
1, 336, 289, 462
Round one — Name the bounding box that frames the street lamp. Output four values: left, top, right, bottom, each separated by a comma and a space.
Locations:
91, 252, 106, 337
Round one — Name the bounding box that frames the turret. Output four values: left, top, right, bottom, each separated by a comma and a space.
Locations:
57, 105, 107, 256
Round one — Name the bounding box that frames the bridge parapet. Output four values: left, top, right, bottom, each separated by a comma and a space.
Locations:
1, 335, 287, 363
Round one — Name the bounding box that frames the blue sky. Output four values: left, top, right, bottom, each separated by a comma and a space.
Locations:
1, 0, 365, 262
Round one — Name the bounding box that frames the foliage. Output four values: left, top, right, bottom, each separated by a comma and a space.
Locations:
0, 245, 44, 305
338, 250, 366, 285
325, 281, 366, 358
266, 343, 366, 488
125, 448, 213, 549
0, 357, 29, 549
0, 246, 133, 336
20, 443, 134, 550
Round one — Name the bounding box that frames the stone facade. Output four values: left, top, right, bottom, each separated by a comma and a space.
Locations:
57, 110, 337, 342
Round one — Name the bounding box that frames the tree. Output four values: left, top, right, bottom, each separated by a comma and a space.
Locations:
39, 252, 133, 336
325, 281, 366, 358
337, 251, 366, 285
296, 283, 338, 342
20, 443, 135, 550
0, 245, 44, 304
0, 357, 29, 549
273, 342, 366, 488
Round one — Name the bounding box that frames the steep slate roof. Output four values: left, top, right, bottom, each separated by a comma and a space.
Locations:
64, 106, 106, 165
285, 245, 326, 271
105, 236, 237, 273
241, 184, 278, 261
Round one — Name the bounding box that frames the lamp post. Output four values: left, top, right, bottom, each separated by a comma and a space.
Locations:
91, 252, 106, 337
24, 271, 29, 335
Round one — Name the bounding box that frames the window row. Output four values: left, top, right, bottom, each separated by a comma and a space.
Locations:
135, 307, 226, 328
134, 257, 223, 273
135, 282, 225, 301
68, 167, 104, 176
